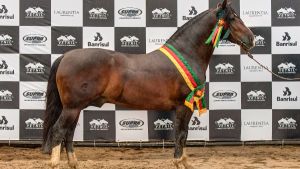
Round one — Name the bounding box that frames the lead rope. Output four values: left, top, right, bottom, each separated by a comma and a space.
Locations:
246, 52, 300, 81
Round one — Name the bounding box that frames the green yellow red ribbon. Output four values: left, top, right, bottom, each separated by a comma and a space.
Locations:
159, 44, 207, 115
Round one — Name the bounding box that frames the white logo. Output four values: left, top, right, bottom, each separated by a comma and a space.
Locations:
154, 118, 173, 130
0, 116, 14, 130
25, 118, 43, 129
152, 8, 171, 19
0, 5, 14, 19
278, 117, 297, 129
0, 34, 13, 46
25, 62, 45, 74
254, 35, 265, 47
277, 7, 296, 19
88, 32, 109, 47
57, 35, 77, 47
120, 36, 139, 47
247, 90, 266, 102
218, 40, 235, 47
189, 116, 207, 131
89, 8, 108, 20
89, 119, 109, 130
0, 90, 13, 101
0, 60, 14, 75
25, 7, 45, 18
215, 118, 235, 129
215, 63, 235, 74
277, 62, 297, 74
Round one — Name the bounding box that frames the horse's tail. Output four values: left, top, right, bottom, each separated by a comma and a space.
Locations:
42, 55, 64, 153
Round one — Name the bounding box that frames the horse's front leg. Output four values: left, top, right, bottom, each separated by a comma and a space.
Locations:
173, 105, 194, 169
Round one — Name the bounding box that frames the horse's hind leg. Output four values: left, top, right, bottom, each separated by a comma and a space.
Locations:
173, 105, 194, 169
65, 113, 80, 169
50, 108, 80, 169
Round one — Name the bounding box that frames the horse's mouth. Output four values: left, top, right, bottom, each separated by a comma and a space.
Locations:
239, 40, 254, 52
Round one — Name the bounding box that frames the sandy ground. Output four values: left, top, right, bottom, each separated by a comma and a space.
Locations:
0, 145, 299, 169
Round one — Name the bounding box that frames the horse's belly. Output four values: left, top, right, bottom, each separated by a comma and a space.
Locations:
113, 77, 178, 110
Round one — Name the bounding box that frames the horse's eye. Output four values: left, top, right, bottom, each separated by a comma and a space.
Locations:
229, 17, 235, 21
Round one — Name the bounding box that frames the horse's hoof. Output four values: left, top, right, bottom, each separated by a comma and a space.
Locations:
68, 161, 78, 169
173, 159, 181, 169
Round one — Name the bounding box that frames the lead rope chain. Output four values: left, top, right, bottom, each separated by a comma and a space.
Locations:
246, 52, 300, 81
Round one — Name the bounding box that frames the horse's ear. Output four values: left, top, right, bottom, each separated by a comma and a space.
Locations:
217, 0, 227, 9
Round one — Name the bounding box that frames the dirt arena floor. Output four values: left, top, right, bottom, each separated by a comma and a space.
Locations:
0, 145, 299, 169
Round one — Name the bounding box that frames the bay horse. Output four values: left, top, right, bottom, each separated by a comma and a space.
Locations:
42, 0, 254, 168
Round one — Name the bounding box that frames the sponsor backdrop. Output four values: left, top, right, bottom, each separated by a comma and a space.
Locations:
0, 0, 300, 142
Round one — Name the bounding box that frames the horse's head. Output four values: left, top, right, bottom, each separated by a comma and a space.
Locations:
217, 0, 255, 51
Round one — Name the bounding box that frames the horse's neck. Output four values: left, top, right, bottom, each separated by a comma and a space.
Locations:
167, 9, 218, 73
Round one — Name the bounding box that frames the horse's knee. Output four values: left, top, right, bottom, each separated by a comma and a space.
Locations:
52, 109, 80, 145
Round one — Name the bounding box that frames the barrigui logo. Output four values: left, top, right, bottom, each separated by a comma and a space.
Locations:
276, 32, 297, 47
25, 62, 45, 74
247, 90, 266, 102
57, 35, 77, 47
182, 6, 197, 21
215, 63, 235, 74
154, 118, 173, 130
0, 60, 14, 75
0, 34, 13, 46
189, 116, 207, 131
88, 32, 109, 47
89, 8, 108, 20
23, 90, 46, 101
119, 118, 144, 130
215, 118, 235, 130
277, 7, 296, 19
277, 62, 297, 74
118, 7, 142, 19
23, 34, 47, 46
89, 119, 109, 130
0, 89, 13, 101
0, 116, 14, 130
278, 117, 297, 129
152, 8, 171, 19
254, 35, 265, 47
25, 118, 43, 129
277, 87, 297, 102
25, 6, 45, 19
0, 5, 14, 19
120, 36, 139, 47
